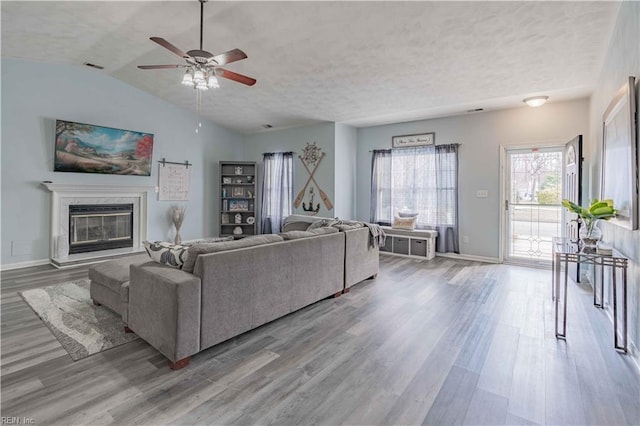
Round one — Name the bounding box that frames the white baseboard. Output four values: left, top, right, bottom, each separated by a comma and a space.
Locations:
1, 258, 50, 271
435, 252, 502, 264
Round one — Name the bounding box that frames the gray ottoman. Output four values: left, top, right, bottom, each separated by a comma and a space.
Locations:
89, 254, 150, 325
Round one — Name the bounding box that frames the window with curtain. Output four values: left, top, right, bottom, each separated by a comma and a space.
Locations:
261, 152, 293, 234
370, 144, 459, 253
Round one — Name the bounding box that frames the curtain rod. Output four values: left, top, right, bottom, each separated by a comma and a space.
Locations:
368, 142, 461, 152
262, 151, 294, 155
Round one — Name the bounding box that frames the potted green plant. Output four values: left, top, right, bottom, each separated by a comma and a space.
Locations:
561, 198, 616, 247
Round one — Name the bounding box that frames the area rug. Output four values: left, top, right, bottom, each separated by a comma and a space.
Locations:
19, 278, 138, 361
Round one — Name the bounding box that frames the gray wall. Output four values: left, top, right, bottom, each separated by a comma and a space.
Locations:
587, 1, 640, 353
334, 123, 357, 220
356, 98, 589, 260
1, 58, 243, 268
243, 122, 336, 220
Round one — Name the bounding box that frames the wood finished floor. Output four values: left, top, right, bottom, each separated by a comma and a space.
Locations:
1, 255, 639, 425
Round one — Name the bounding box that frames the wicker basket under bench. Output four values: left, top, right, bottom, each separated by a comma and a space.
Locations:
380, 227, 438, 260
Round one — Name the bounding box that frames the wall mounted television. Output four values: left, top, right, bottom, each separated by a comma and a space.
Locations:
54, 119, 154, 176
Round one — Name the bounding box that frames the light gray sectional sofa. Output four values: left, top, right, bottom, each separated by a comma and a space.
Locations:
90, 215, 380, 369
128, 230, 348, 369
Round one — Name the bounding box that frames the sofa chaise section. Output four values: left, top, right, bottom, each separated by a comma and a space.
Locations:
89, 253, 150, 326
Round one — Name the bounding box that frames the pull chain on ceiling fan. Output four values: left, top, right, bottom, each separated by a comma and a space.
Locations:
137, 0, 256, 91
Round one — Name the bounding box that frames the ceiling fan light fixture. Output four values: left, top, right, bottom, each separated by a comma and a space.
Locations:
193, 69, 205, 83
195, 80, 209, 91
207, 74, 220, 89
138, 0, 255, 106
181, 70, 194, 87
523, 96, 549, 107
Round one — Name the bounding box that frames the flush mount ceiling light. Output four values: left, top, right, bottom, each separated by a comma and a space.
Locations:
523, 96, 549, 107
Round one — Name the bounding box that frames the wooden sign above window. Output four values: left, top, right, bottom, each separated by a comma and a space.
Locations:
392, 132, 435, 148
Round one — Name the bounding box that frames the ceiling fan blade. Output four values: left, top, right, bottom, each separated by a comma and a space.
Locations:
137, 65, 182, 70
210, 48, 247, 66
216, 68, 256, 86
150, 37, 190, 59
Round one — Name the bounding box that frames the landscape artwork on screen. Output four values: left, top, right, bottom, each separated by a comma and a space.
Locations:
54, 120, 154, 176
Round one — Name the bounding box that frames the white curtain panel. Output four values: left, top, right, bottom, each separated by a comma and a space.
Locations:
261, 152, 293, 233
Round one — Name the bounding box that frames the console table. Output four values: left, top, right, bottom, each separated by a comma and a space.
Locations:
552, 237, 628, 352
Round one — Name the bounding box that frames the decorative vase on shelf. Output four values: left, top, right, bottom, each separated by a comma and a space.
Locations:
174, 227, 182, 245
579, 218, 602, 248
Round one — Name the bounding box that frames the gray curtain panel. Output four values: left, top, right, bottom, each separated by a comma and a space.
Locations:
261, 152, 294, 233
370, 144, 460, 253
432, 144, 459, 253
370, 149, 392, 225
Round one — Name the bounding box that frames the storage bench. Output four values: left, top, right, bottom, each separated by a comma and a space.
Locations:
380, 227, 438, 260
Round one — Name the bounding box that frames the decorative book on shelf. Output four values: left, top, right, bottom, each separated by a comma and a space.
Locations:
219, 161, 257, 239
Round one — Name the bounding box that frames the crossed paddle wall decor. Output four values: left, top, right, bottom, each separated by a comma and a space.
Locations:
294, 142, 333, 215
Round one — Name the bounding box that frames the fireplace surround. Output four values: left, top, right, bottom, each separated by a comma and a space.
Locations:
42, 183, 154, 267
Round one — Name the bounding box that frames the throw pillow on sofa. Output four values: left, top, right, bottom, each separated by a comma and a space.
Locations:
279, 230, 315, 240
307, 227, 339, 235
306, 218, 340, 230
182, 234, 285, 273
143, 241, 190, 270
282, 214, 331, 232
280, 227, 339, 240
333, 224, 361, 231
187, 236, 234, 244
392, 216, 417, 230
282, 221, 312, 232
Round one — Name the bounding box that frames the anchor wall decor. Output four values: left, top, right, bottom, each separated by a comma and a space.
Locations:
302, 187, 321, 214
294, 142, 333, 212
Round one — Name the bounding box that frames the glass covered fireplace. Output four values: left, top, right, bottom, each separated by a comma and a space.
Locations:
68, 204, 134, 254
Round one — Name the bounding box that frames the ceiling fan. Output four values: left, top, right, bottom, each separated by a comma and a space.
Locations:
137, 0, 256, 90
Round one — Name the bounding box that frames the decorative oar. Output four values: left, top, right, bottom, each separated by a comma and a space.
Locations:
299, 157, 333, 210
294, 152, 325, 208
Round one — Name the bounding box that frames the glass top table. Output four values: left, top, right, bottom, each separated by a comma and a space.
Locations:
552, 237, 628, 352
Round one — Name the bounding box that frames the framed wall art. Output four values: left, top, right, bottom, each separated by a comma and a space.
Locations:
601, 76, 638, 230
392, 132, 435, 148
54, 120, 154, 175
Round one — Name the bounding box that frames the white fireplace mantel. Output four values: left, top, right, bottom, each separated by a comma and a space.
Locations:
42, 182, 155, 267
42, 182, 155, 194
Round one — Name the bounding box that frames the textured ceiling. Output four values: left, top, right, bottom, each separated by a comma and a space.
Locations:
1, 1, 620, 134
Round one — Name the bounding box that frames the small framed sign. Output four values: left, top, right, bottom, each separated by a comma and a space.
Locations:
392, 132, 435, 148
